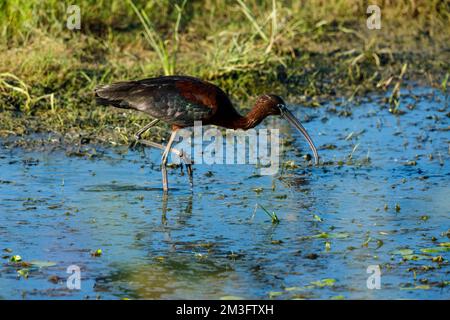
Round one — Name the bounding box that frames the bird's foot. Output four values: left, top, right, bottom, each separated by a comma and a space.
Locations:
178, 149, 193, 165
129, 136, 143, 150
134, 132, 142, 141
176, 149, 193, 189
128, 140, 138, 150
179, 163, 185, 176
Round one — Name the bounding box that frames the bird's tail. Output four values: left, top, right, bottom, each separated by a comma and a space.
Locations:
94, 82, 136, 109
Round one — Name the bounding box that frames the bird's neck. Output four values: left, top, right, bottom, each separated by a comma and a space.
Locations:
231, 105, 267, 130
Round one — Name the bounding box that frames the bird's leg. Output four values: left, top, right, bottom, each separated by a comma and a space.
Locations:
161, 130, 178, 193
187, 164, 194, 189
177, 148, 193, 189
133, 119, 191, 164
133, 122, 193, 189
161, 192, 168, 225
183, 154, 194, 189
138, 139, 192, 166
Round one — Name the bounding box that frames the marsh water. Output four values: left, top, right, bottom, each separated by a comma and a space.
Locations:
0, 87, 449, 299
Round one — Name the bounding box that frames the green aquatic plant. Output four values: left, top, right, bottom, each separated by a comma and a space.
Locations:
313, 214, 323, 222
420, 247, 450, 254
258, 204, 280, 224
91, 249, 103, 257
17, 268, 29, 279
10, 255, 22, 262
310, 278, 336, 288
302, 232, 350, 240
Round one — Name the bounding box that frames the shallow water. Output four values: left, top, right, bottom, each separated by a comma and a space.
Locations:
0, 88, 449, 300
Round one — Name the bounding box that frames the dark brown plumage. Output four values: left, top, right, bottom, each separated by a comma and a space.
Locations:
95, 75, 319, 191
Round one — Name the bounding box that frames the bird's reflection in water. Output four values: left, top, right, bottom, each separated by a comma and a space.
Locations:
95, 193, 243, 300
278, 172, 317, 214
95, 254, 238, 299
160, 192, 193, 251
279, 172, 311, 191
161, 192, 169, 225
160, 192, 193, 226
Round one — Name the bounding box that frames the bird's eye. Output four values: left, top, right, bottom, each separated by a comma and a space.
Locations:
277, 104, 287, 115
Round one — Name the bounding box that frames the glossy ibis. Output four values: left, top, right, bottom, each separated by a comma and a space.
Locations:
95, 75, 319, 192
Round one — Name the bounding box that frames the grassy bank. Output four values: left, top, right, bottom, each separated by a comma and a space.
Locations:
0, 0, 449, 147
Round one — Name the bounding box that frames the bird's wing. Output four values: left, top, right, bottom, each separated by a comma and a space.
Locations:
95, 76, 230, 126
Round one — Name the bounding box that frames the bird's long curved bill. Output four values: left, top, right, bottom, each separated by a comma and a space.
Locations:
282, 108, 319, 165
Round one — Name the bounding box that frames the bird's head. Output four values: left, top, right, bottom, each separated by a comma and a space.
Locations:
256, 94, 319, 165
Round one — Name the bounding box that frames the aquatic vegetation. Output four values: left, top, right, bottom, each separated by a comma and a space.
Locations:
268, 291, 284, 299
29, 261, 57, 268
310, 278, 336, 288
258, 204, 280, 224
312, 214, 323, 222
10, 255, 22, 262
220, 295, 244, 300
421, 247, 450, 254
301, 232, 350, 240
17, 268, 29, 279
91, 249, 103, 257
391, 249, 413, 256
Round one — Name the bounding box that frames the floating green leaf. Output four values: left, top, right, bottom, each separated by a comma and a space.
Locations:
284, 286, 303, 292
91, 249, 103, 257
30, 260, 57, 268
401, 285, 430, 290
391, 249, 413, 256
376, 239, 384, 249
432, 256, 444, 263
268, 291, 284, 299
10, 255, 22, 262
311, 278, 336, 287
313, 214, 323, 222
253, 188, 263, 194
402, 254, 429, 261
220, 296, 244, 300
420, 247, 450, 254
309, 232, 350, 239
17, 269, 29, 279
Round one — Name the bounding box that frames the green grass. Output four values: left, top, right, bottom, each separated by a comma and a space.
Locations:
127, 0, 187, 75
0, 0, 449, 146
